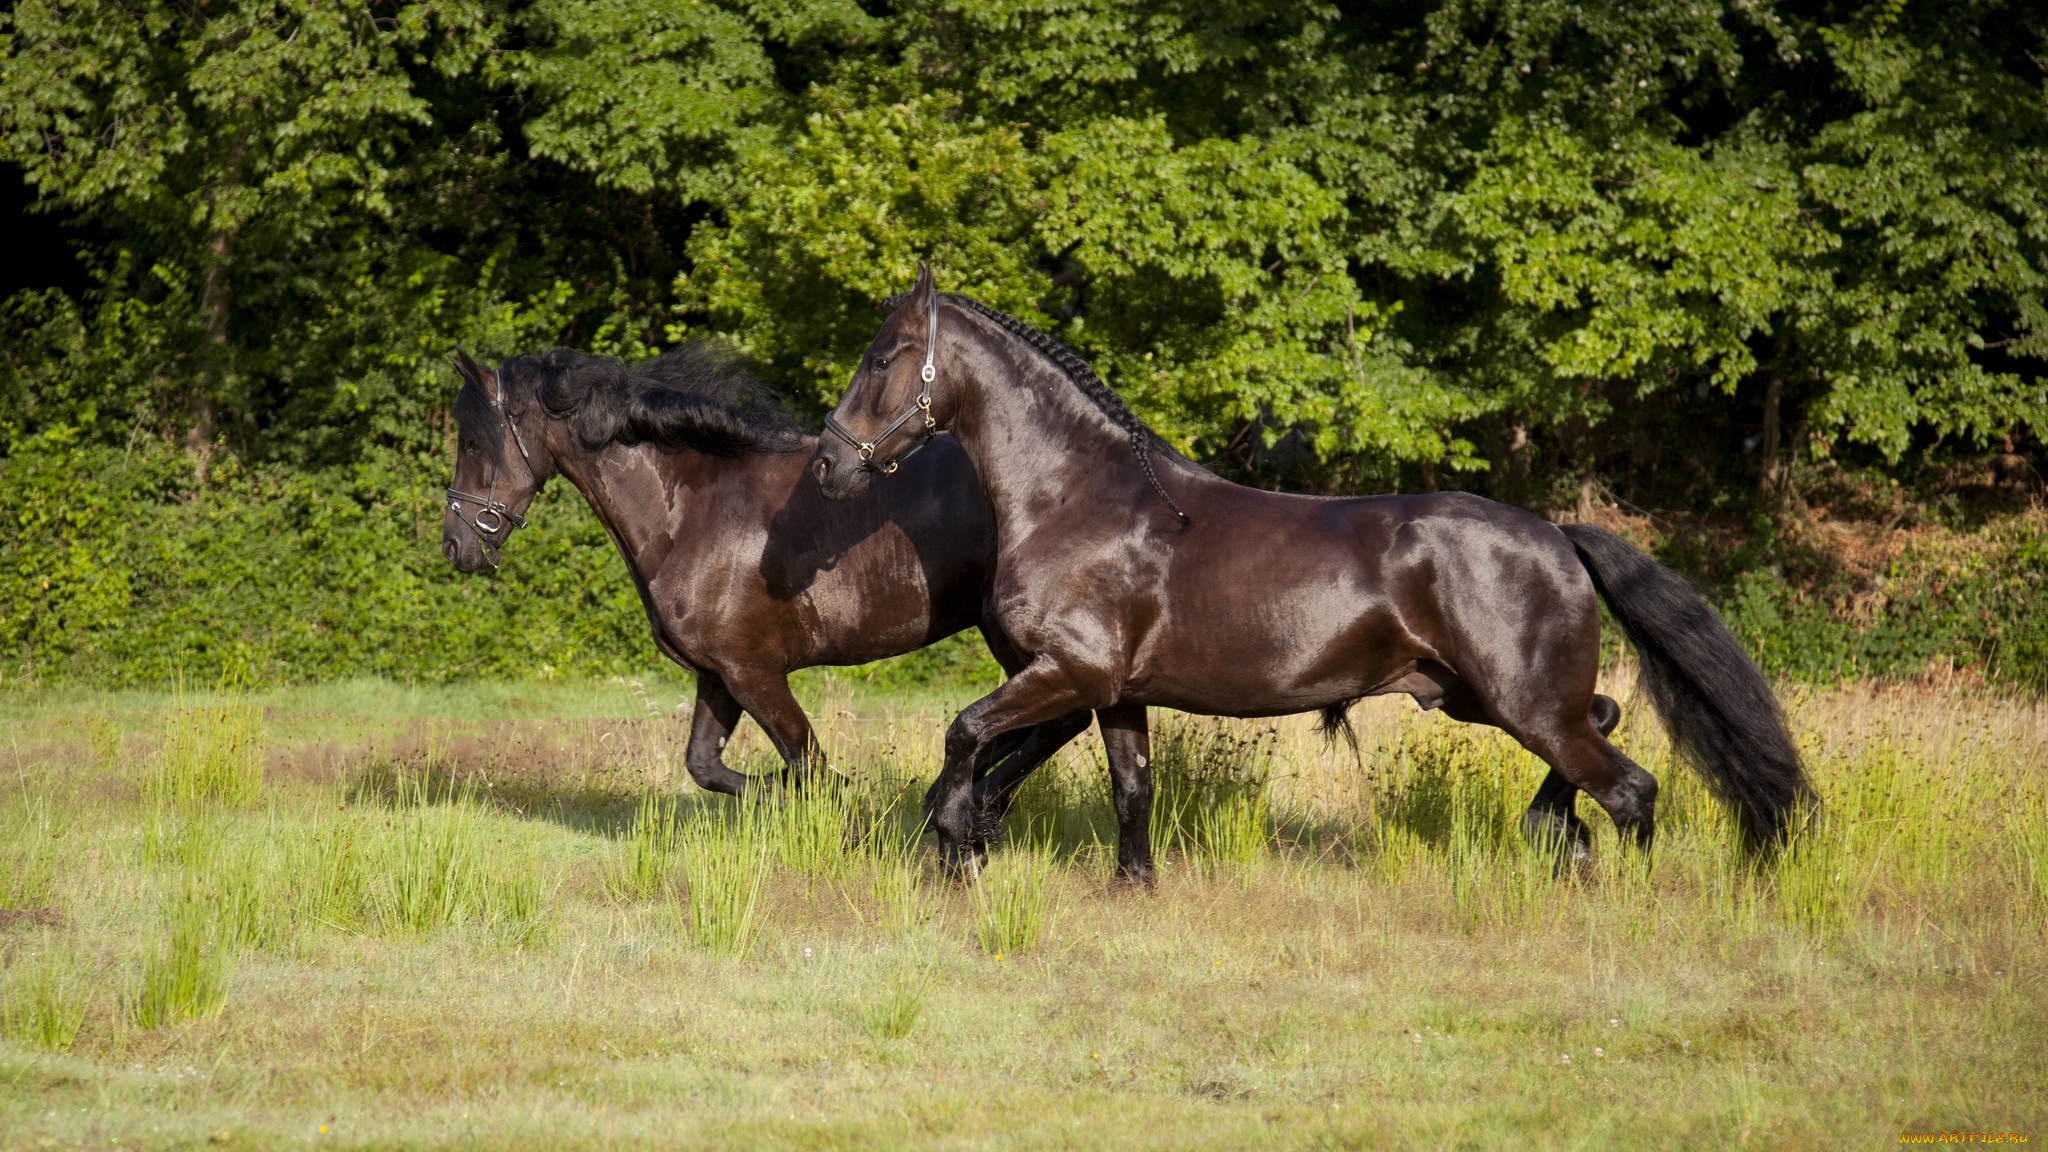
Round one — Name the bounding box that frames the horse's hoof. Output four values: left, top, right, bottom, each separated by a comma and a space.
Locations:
1521, 809, 1593, 875
1111, 864, 1157, 891
936, 840, 987, 882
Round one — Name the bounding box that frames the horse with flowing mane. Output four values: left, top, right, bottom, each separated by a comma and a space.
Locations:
812, 264, 1812, 882
441, 342, 1086, 796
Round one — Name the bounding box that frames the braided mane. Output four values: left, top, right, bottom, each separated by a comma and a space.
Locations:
912, 292, 1192, 523
942, 296, 1177, 456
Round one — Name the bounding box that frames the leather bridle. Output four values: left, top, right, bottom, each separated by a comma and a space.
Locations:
446, 360, 537, 569
823, 291, 940, 475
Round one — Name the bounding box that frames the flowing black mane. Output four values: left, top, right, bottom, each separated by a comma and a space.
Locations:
456, 342, 805, 465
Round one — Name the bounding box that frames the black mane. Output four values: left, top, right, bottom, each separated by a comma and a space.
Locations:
458, 342, 806, 464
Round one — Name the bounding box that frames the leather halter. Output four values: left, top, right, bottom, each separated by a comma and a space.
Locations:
446, 360, 537, 569
823, 291, 940, 475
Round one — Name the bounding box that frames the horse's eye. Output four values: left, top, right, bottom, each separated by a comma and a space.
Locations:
875, 357, 892, 371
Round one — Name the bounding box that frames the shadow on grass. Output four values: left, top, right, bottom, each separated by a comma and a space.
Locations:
344, 753, 743, 839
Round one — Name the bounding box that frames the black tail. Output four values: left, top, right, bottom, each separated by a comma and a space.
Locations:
1558, 524, 1813, 850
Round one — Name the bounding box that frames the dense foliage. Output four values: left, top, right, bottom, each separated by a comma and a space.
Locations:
1, 0, 2043, 686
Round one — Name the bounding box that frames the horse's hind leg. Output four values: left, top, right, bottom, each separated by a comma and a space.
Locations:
1520, 716, 1658, 851
683, 673, 758, 796
1517, 694, 1621, 862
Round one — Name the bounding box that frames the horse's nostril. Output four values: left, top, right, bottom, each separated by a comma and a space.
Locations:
813, 458, 829, 483
443, 539, 458, 562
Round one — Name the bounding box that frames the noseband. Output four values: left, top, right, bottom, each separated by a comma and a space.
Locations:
823, 291, 940, 475
446, 364, 538, 569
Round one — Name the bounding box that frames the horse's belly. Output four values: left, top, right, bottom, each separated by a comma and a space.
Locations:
1124, 598, 1417, 717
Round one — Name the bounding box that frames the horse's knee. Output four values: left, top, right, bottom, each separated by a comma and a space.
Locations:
943, 717, 983, 765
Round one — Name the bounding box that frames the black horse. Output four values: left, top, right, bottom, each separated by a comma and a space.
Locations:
442, 343, 1087, 795
812, 265, 1812, 882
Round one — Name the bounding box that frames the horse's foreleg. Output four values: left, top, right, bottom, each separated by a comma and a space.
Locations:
1095, 702, 1155, 886
966, 620, 1091, 845
969, 711, 1093, 847
719, 669, 826, 787
933, 658, 1094, 874
683, 672, 755, 796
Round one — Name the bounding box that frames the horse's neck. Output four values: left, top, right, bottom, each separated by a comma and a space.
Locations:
957, 355, 1148, 522
550, 438, 701, 573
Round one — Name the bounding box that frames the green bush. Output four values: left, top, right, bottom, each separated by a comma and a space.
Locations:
1, 434, 652, 685
1721, 522, 2048, 690
5, 426, 2041, 693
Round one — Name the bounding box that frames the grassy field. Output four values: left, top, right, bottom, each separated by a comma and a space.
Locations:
0, 669, 2042, 1150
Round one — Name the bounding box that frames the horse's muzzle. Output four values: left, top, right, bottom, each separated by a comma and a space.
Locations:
810, 445, 871, 501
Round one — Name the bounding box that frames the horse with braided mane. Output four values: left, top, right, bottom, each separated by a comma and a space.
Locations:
812, 264, 1812, 882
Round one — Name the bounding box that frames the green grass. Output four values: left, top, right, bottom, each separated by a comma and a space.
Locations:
971, 842, 1058, 955
856, 958, 937, 1041
676, 803, 771, 958
128, 889, 232, 1030
0, 675, 2041, 1148
149, 699, 264, 810
0, 943, 86, 1052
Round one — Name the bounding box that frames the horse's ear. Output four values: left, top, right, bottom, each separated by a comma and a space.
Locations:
450, 348, 486, 389
910, 260, 934, 304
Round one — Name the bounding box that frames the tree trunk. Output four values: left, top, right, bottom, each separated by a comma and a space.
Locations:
188, 129, 248, 483
1759, 368, 1783, 506
1507, 422, 1530, 505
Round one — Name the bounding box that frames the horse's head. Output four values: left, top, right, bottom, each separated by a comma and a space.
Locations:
812, 262, 956, 501
442, 349, 551, 572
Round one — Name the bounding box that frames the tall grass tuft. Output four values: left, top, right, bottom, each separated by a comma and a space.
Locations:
859, 962, 936, 1040
972, 844, 1057, 954
1, 946, 88, 1051
1150, 718, 1275, 867
607, 791, 680, 902
1, 793, 66, 909
2013, 791, 2048, 905
1773, 820, 1852, 938
203, 831, 288, 951
676, 804, 770, 957
151, 700, 264, 810
867, 852, 930, 938
766, 780, 858, 880
297, 812, 364, 930
131, 892, 232, 1028
367, 774, 553, 938
80, 711, 122, 771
